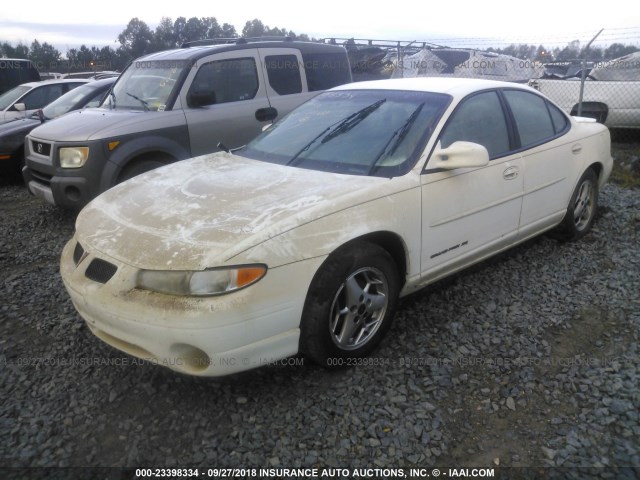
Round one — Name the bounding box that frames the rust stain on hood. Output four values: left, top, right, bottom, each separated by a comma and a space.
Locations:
76, 153, 390, 270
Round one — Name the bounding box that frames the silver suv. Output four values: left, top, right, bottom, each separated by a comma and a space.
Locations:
23, 38, 352, 208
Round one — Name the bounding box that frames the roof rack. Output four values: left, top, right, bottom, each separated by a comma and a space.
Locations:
181, 36, 294, 48
321, 38, 445, 52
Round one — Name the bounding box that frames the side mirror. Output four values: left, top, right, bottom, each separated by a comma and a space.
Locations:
255, 107, 278, 122
14, 103, 26, 112
429, 141, 490, 170
187, 91, 216, 108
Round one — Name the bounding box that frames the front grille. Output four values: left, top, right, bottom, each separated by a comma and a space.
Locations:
85, 258, 118, 284
31, 140, 51, 157
30, 169, 52, 186
73, 242, 84, 265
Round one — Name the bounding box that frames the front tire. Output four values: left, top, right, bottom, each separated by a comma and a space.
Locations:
300, 242, 399, 367
555, 168, 599, 241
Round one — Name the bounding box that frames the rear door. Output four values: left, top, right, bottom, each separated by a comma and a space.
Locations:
182, 49, 272, 156
258, 48, 317, 121
500, 89, 574, 238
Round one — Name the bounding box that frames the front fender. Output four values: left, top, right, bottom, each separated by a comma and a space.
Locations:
99, 128, 191, 191
234, 186, 422, 279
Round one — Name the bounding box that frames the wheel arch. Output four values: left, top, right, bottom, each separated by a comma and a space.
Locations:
588, 161, 603, 180
99, 135, 190, 191
316, 231, 409, 290
355, 231, 408, 288
116, 151, 176, 182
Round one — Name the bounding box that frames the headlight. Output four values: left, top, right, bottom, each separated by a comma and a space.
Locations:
137, 265, 267, 296
59, 147, 89, 168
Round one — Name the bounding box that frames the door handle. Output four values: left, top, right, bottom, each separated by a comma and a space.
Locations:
571, 144, 582, 154
503, 166, 519, 180
255, 107, 278, 122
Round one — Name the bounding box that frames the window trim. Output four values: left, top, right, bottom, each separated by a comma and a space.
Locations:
423, 88, 515, 174
187, 56, 260, 106
497, 88, 571, 154
423, 87, 572, 174
259, 48, 307, 96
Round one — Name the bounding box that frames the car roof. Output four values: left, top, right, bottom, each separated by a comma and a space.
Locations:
18, 78, 91, 88
136, 40, 347, 63
332, 77, 536, 97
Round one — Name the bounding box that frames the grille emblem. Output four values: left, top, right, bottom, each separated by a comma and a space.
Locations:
37, 143, 43, 154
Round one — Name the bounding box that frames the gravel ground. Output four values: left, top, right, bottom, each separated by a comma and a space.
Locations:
0, 174, 638, 479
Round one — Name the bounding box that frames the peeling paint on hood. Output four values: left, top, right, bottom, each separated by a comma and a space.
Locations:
76, 153, 393, 270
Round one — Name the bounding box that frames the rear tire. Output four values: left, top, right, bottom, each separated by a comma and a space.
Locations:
300, 242, 399, 367
554, 168, 599, 241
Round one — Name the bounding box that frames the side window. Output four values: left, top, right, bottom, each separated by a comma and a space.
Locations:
547, 101, 569, 134
503, 90, 556, 147
264, 55, 302, 95
439, 91, 510, 159
302, 52, 351, 92
22, 84, 65, 109
189, 57, 259, 105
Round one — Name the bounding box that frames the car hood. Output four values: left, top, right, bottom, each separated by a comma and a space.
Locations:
76, 153, 401, 270
28, 108, 186, 142
0, 117, 40, 141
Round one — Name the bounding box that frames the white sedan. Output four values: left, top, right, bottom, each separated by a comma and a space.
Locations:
60, 78, 612, 376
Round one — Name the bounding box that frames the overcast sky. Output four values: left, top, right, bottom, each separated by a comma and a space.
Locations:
1, 0, 639, 51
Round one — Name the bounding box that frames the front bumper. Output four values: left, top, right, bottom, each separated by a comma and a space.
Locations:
23, 137, 104, 208
23, 166, 91, 207
60, 237, 323, 376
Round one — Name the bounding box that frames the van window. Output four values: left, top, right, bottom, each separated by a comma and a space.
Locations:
264, 55, 302, 95
301, 52, 351, 92
190, 58, 259, 104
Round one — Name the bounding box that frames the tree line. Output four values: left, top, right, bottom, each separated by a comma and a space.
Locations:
1, 15, 638, 73
0, 17, 311, 73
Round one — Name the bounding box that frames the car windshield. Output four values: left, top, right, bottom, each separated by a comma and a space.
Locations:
41, 83, 97, 119
101, 60, 188, 111
241, 89, 450, 177
0, 85, 31, 110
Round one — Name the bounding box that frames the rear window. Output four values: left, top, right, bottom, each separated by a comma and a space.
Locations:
302, 52, 351, 92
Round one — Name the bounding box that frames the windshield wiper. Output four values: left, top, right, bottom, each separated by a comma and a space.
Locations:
126, 92, 150, 111
287, 99, 386, 166
367, 102, 425, 175
320, 98, 386, 144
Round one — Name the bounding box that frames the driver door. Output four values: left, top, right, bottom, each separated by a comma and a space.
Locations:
182, 49, 272, 156
421, 90, 524, 280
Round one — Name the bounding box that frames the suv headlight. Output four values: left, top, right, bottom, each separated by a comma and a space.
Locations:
137, 265, 267, 296
59, 147, 89, 168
